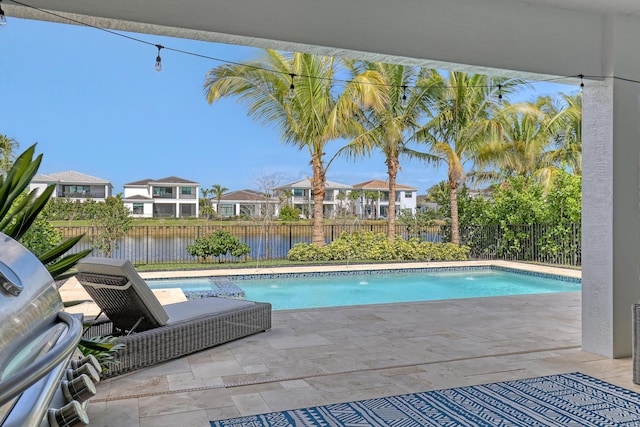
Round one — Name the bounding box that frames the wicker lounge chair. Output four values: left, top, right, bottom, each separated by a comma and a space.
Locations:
75, 257, 271, 378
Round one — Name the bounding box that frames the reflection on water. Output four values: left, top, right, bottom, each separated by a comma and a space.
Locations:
61, 225, 442, 263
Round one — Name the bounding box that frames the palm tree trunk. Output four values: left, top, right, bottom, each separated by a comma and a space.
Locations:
387, 157, 399, 241
449, 180, 460, 245
311, 154, 326, 246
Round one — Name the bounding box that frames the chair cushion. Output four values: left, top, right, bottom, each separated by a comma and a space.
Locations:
164, 297, 255, 324
76, 257, 170, 326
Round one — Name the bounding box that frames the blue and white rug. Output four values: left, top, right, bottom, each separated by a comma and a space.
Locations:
210, 372, 640, 426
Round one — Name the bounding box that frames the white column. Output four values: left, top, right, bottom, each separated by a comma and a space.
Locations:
582, 16, 640, 358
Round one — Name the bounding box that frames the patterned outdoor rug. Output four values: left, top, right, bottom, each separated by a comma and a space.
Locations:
210, 372, 640, 426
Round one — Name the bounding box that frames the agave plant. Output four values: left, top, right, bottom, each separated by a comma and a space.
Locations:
0, 144, 92, 280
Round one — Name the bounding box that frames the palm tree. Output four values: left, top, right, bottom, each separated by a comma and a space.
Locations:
473, 94, 581, 192
210, 184, 228, 218
473, 99, 553, 187
338, 63, 439, 240
364, 190, 379, 219
335, 191, 347, 217
348, 190, 361, 217
410, 71, 526, 244
546, 92, 582, 175
0, 134, 19, 175
204, 50, 385, 245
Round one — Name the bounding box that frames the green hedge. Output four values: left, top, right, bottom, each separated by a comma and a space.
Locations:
287, 231, 469, 262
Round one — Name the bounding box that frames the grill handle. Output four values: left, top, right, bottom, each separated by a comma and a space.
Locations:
0, 311, 82, 407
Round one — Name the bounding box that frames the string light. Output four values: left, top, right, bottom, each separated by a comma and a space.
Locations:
288, 73, 296, 98
0, 0, 7, 26
497, 84, 503, 101
154, 44, 163, 72
401, 85, 408, 104
579, 74, 584, 92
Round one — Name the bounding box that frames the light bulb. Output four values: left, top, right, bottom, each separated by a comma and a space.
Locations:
0, 9, 6, 26
154, 45, 164, 72
287, 73, 296, 99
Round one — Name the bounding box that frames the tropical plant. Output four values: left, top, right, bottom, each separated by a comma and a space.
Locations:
546, 92, 582, 175
90, 195, 132, 258
0, 144, 91, 280
186, 230, 250, 262
340, 63, 439, 240
204, 50, 385, 245
77, 335, 126, 373
348, 189, 361, 216
408, 71, 526, 244
0, 134, 19, 174
363, 190, 380, 219
287, 231, 469, 261
210, 184, 228, 218
279, 205, 301, 221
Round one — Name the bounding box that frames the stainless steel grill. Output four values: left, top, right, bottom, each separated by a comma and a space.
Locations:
0, 233, 100, 427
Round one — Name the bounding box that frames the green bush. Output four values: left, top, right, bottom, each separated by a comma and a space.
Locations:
279, 205, 301, 221
186, 230, 250, 262
287, 231, 469, 262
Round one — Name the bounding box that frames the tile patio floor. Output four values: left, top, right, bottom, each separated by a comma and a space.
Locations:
60, 262, 638, 427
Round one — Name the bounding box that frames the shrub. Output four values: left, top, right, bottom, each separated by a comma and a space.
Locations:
287, 231, 469, 262
186, 230, 250, 262
279, 205, 301, 221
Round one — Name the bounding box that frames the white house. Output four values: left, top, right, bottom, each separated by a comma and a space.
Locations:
216, 189, 280, 219
276, 178, 353, 219
29, 170, 113, 202
352, 180, 417, 219
123, 176, 199, 218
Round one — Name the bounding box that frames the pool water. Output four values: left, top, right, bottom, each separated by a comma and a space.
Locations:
147, 268, 580, 310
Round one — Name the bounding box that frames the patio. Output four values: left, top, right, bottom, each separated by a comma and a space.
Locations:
61, 262, 637, 426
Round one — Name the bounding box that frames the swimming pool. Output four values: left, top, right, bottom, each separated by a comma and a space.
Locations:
147, 266, 581, 310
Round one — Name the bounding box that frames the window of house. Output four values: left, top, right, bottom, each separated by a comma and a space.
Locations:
220, 205, 234, 217
132, 203, 144, 214
293, 189, 304, 197
181, 187, 192, 195
405, 191, 413, 198
64, 185, 90, 195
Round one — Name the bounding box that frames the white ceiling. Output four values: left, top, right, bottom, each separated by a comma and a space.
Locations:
4, 0, 637, 81
522, 0, 640, 15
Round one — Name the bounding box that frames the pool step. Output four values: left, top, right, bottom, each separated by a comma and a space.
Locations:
183, 278, 245, 300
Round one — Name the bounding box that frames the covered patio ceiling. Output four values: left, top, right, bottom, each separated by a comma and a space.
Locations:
4, 0, 637, 83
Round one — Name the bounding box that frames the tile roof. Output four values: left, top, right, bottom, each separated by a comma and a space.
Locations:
221, 189, 274, 201
123, 195, 153, 201
31, 170, 111, 185
352, 179, 417, 191
124, 178, 154, 186
277, 178, 352, 189
124, 176, 199, 186
153, 176, 198, 184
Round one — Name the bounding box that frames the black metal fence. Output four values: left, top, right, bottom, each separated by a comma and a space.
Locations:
55, 222, 581, 266
458, 223, 581, 266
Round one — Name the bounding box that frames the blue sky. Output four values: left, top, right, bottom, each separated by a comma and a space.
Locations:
1, 17, 578, 195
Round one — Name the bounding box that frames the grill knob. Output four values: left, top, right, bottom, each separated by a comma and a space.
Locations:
70, 354, 102, 373
62, 374, 97, 403
66, 363, 100, 384
48, 401, 89, 427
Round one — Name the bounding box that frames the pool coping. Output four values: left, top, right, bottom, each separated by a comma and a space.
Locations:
139, 260, 581, 281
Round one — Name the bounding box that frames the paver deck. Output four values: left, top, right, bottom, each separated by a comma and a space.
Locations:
59, 261, 636, 427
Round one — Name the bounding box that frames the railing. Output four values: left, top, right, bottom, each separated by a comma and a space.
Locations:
55, 222, 581, 267
458, 223, 581, 267
57, 192, 106, 199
